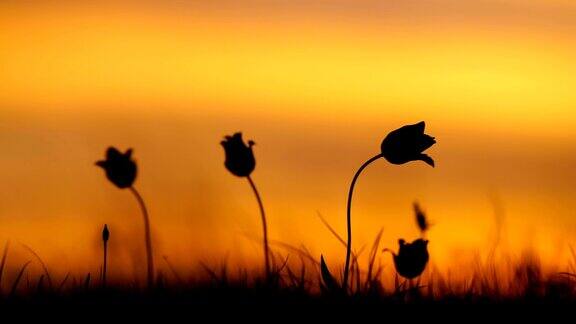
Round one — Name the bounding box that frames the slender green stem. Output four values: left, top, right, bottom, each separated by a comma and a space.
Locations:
343, 153, 383, 293
247, 175, 270, 281
129, 186, 155, 289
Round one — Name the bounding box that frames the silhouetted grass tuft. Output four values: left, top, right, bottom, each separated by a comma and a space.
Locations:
0, 241, 8, 294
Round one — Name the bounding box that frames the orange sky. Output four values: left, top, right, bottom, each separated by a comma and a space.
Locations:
1, 0, 576, 283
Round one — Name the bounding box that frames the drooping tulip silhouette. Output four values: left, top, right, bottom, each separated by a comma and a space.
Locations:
221, 132, 270, 281
341, 121, 436, 292
389, 238, 429, 279
381, 121, 436, 167
96, 147, 155, 289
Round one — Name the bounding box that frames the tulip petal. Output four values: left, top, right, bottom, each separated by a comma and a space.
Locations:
418, 154, 435, 167
419, 134, 436, 152
106, 147, 125, 161
414, 121, 426, 133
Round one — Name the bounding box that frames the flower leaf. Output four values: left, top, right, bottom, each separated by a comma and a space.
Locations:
320, 255, 340, 293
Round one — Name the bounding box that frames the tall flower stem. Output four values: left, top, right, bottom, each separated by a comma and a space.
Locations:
247, 175, 270, 282
102, 238, 108, 288
129, 186, 154, 289
343, 153, 383, 293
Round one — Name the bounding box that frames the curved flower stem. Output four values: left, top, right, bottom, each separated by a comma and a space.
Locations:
129, 186, 155, 289
343, 153, 383, 293
247, 175, 270, 282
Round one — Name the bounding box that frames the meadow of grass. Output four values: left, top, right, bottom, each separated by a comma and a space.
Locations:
1, 124, 575, 318
0, 224, 575, 324
1, 229, 576, 310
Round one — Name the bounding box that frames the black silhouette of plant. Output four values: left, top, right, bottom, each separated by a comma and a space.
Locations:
341, 121, 436, 292
0, 242, 8, 294
102, 224, 110, 288
222, 133, 256, 177
320, 255, 340, 293
221, 132, 271, 281
413, 202, 431, 236
381, 121, 436, 167
388, 238, 430, 280
96, 147, 155, 289
96, 148, 136, 189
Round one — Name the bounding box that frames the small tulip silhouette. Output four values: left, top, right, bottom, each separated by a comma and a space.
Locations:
221, 133, 256, 177
95, 147, 154, 289
221, 132, 270, 282
95, 147, 137, 188
389, 238, 429, 279
341, 121, 436, 292
381, 121, 436, 167
102, 224, 110, 243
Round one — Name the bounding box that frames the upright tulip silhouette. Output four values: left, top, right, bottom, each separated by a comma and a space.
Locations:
96, 148, 136, 188
96, 147, 155, 289
222, 133, 256, 177
389, 238, 429, 279
221, 132, 270, 281
341, 121, 435, 292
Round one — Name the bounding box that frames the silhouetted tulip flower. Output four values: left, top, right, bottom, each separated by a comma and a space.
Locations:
221, 133, 256, 177
391, 238, 429, 279
95, 147, 155, 289
95, 147, 137, 188
381, 121, 436, 167
221, 132, 270, 282
102, 224, 110, 243
340, 121, 436, 293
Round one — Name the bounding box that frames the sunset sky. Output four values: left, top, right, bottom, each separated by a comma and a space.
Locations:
1, 0, 576, 282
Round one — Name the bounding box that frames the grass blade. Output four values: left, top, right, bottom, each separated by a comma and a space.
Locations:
366, 228, 384, 289
0, 241, 9, 293
320, 255, 340, 293
20, 243, 53, 289
317, 212, 347, 248
84, 273, 91, 290
58, 272, 70, 293
36, 275, 45, 294
163, 255, 184, 285
10, 261, 31, 297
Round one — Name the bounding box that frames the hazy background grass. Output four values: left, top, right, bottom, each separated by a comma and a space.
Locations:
1, 228, 576, 306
